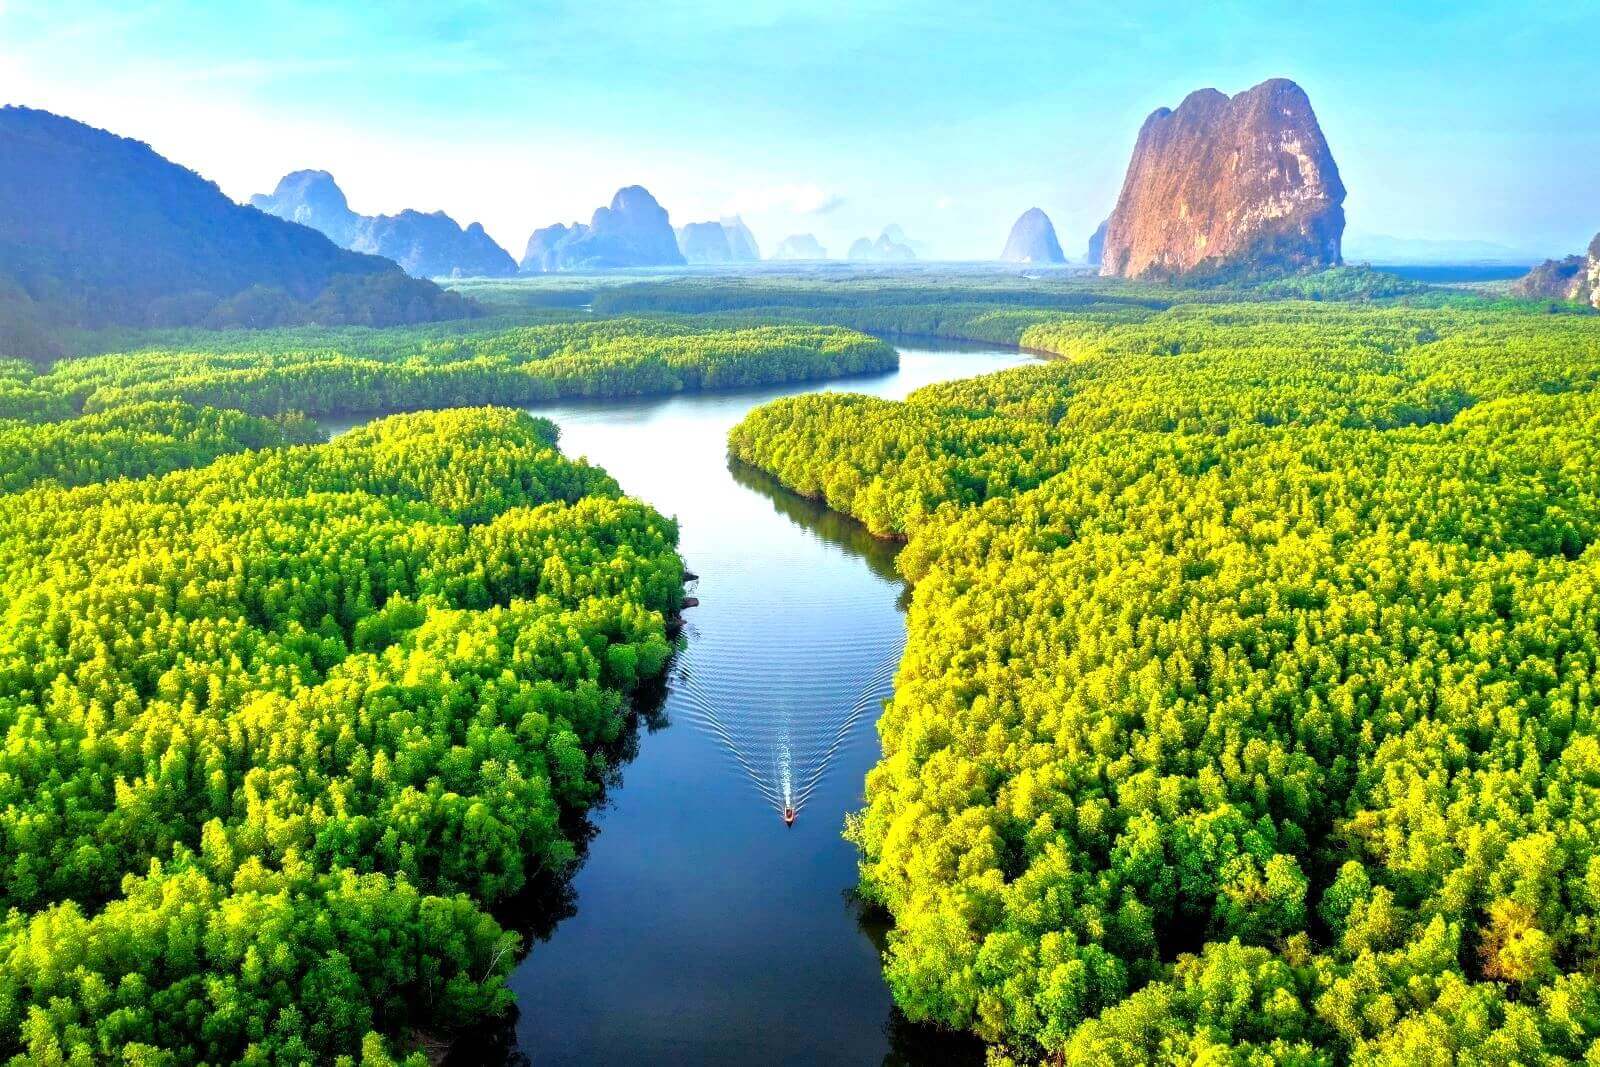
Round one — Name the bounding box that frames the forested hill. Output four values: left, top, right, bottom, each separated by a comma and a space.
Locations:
0, 106, 472, 359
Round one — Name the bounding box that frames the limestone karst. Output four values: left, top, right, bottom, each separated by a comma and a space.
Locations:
1099, 78, 1345, 279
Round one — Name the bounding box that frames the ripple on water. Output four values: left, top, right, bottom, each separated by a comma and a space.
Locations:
667, 551, 905, 817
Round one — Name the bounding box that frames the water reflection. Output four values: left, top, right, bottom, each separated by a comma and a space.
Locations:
851, 895, 987, 1067
491, 344, 1037, 1064
727, 458, 904, 586
321, 343, 1040, 1064
443, 673, 674, 1067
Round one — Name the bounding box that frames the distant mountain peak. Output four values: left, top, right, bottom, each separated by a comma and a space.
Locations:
521, 185, 685, 271
1000, 208, 1066, 264
677, 218, 761, 264
251, 170, 516, 278
772, 233, 826, 260
847, 227, 916, 262
0, 105, 468, 355
719, 216, 761, 261
250, 168, 359, 245
273, 168, 342, 191
609, 185, 664, 214
1086, 217, 1109, 267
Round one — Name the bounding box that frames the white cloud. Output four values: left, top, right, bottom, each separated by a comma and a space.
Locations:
935, 195, 955, 210
722, 183, 845, 217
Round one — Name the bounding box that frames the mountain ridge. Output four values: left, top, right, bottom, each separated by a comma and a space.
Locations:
0, 106, 470, 358
251, 171, 517, 278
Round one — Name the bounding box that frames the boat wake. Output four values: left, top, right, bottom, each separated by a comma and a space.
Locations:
667, 566, 904, 823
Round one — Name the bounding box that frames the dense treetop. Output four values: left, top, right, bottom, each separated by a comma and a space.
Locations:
0, 406, 682, 1063
0, 400, 320, 493
35, 318, 896, 417
731, 300, 1600, 1063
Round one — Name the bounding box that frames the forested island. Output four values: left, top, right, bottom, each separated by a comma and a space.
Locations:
3, 318, 896, 418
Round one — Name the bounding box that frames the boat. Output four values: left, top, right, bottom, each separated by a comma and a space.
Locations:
783, 806, 796, 826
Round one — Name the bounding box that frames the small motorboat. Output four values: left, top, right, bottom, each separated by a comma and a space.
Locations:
783, 806, 796, 826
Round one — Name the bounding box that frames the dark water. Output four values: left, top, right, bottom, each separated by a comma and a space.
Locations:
408, 343, 1035, 1065
1372, 263, 1533, 283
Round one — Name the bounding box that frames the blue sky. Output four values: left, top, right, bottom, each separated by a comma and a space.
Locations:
2, 1, 1595, 260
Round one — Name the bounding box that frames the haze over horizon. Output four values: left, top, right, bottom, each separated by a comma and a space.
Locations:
2, 0, 1593, 262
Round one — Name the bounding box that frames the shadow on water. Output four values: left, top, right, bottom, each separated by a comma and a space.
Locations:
440, 672, 674, 1067
850, 894, 988, 1067
726, 457, 904, 587
421, 343, 1040, 1065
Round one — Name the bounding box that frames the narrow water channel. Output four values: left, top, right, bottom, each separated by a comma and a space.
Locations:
359, 341, 1035, 1064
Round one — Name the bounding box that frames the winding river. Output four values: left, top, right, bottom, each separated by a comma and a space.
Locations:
385, 341, 1034, 1064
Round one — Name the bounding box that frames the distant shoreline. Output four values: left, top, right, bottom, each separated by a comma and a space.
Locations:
1363, 262, 1533, 284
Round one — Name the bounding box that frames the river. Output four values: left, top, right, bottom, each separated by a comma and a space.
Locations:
341, 340, 1036, 1064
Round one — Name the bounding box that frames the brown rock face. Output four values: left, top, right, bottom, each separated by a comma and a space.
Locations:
1100, 78, 1345, 279
1512, 234, 1600, 308
1511, 256, 1586, 301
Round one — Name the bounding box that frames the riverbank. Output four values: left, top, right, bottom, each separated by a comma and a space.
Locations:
448, 342, 1036, 1065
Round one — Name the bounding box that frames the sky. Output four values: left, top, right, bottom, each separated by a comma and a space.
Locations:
2, 1, 1596, 261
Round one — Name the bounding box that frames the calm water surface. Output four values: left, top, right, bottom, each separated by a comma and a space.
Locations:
371, 342, 1035, 1064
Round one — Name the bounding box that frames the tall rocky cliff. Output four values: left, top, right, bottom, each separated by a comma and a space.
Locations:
519, 186, 685, 271
1086, 218, 1108, 267
1100, 78, 1345, 279
251, 171, 516, 278
720, 216, 761, 260
1512, 233, 1600, 307
1000, 208, 1066, 263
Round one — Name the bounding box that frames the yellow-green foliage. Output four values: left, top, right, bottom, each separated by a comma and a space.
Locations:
42, 318, 897, 416
0, 358, 73, 422
731, 302, 1600, 1063
0, 311, 904, 1062
0, 408, 682, 1063
0, 400, 320, 492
